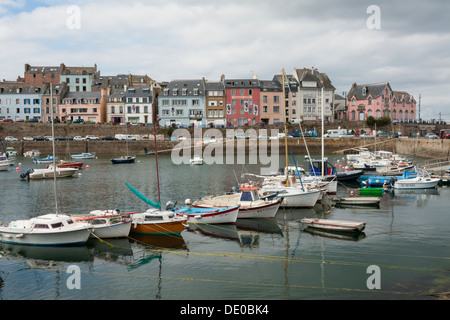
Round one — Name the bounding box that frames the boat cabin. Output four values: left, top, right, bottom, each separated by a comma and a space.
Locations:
306, 158, 336, 176
238, 186, 260, 202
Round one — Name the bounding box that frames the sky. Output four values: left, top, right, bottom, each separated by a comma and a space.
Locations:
0, 0, 449, 120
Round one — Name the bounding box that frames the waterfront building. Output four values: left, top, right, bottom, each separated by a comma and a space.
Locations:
124, 86, 153, 125
61, 65, 99, 92
292, 68, 335, 122
346, 82, 415, 122
107, 89, 125, 124
205, 80, 226, 127
42, 82, 69, 122
334, 93, 347, 121
271, 73, 301, 124
158, 79, 207, 127
0, 82, 45, 121
60, 90, 106, 123
392, 91, 416, 122
259, 80, 284, 125
23, 63, 63, 86
224, 78, 260, 126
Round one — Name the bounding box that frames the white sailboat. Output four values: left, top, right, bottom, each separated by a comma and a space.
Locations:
0, 84, 91, 246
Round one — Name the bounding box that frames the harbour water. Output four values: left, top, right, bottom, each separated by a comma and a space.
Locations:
0, 153, 449, 301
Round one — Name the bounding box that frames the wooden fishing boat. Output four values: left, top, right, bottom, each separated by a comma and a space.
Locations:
301, 218, 366, 233
130, 208, 187, 235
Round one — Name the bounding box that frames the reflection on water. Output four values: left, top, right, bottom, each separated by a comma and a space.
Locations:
1, 154, 450, 300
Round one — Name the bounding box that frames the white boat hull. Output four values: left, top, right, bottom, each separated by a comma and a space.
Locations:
238, 200, 281, 219
27, 168, 78, 179
90, 221, 131, 239
262, 187, 320, 207
301, 218, 366, 233
177, 206, 239, 224
393, 178, 440, 189
0, 227, 90, 246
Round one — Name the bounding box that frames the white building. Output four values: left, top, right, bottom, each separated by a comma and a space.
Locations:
0, 83, 45, 121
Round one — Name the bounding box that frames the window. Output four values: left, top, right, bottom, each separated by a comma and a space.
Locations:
16, 99, 20, 104
263, 96, 268, 103
368, 97, 372, 105
273, 106, 280, 113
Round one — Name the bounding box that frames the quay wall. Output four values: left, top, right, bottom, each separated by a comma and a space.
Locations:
1, 122, 449, 159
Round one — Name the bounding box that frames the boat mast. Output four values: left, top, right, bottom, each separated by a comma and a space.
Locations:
153, 121, 161, 210
50, 83, 59, 215
321, 80, 324, 177
282, 69, 289, 186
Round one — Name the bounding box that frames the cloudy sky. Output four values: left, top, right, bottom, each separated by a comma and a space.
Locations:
1, 0, 449, 120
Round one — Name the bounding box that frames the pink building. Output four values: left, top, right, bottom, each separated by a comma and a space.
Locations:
346, 82, 416, 122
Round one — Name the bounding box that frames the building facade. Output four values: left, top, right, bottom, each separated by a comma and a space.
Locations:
259, 80, 283, 125
158, 79, 207, 127
224, 78, 260, 126
292, 68, 335, 122
60, 91, 104, 123
42, 83, 69, 122
346, 82, 415, 122
205, 81, 226, 127
123, 86, 153, 125
0, 83, 44, 121
61, 65, 99, 92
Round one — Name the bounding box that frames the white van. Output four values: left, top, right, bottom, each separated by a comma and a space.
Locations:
324, 128, 351, 138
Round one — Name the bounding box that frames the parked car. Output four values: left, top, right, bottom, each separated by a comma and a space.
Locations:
45, 136, 53, 141
33, 136, 46, 141
27, 118, 39, 123
23, 136, 34, 141
54, 136, 67, 141
101, 136, 118, 141
85, 135, 99, 140
1, 119, 13, 122
425, 133, 438, 139
72, 119, 85, 124
4, 136, 18, 141
73, 136, 86, 141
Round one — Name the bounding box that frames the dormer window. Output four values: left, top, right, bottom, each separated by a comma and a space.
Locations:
173, 88, 178, 96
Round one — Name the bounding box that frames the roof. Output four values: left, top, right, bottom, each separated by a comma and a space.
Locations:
294, 68, 335, 90
224, 79, 260, 88
259, 80, 282, 92
163, 79, 206, 96
347, 82, 392, 100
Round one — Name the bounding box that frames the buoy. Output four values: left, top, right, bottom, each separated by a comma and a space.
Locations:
16, 167, 20, 171
18, 162, 22, 166
86, 165, 90, 168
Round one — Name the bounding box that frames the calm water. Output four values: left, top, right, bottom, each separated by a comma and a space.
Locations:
1, 152, 449, 301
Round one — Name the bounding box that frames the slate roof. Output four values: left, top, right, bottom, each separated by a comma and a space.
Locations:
259, 80, 282, 92
163, 79, 206, 96
347, 82, 392, 100
294, 68, 335, 90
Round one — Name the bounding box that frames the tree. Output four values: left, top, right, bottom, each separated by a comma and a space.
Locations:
366, 116, 376, 127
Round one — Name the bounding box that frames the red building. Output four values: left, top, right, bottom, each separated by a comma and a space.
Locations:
224, 78, 260, 126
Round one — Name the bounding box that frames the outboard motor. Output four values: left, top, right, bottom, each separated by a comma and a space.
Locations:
20, 168, 34, 180
389, 176, 397, 188
166, 201, 176, 211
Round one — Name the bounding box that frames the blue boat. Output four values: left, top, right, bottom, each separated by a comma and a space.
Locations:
362, 171, 418, 187
33, 156, 57, 164
71, 153, 96, 159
